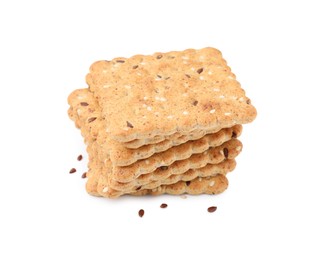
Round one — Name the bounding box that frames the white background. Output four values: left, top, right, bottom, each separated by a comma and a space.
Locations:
1, 0, 313, 259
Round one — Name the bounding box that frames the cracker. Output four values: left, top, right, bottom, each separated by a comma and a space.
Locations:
86, 47, 256, 142
68, 88, 242, 166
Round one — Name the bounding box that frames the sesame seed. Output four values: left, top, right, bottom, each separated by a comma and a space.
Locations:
209, 181, 215, 187
239, 97, 245, 102
199, 76, 204, 80
209, 109, 216, 114
219, 95, 225, 99
103, 85, 111, 88
147, 106, 152, 111
183, 111, 189, 115
167, 115, 174, 119
213, 88, 220, 92
160, 203, 168, 208
143, 96, 148, 100
160, 97, 167, 102
208, 70, 213, 75
102, 187, 109, 193
236, 146, 242, 151
124, 85, 131, 89
81, 172, 87, 179
77, 155, 83, 161
224, 112, 231, 116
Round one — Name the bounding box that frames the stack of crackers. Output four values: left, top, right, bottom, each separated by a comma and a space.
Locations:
68, 47, 256, 198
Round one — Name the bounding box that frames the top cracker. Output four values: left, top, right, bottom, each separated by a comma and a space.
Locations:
86, 47, 256, 142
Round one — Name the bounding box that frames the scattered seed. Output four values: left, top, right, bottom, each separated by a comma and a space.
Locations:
80, 102, 89, 106
159, 166, 168, 171
207, 206, 217, 213
116, 60, 125, 63
77, 155, 83, 161
81, 172, 87, 178
192, 100, 198, 106
185, 74, 191, 78
69, 168, 76, 174
138, 209, 144, 218
88, 117, 97, 123
186, 181, 191, 186
197, 68, 204, 74
223, 148, 229, 159
126, 121, 134, 128
246, 99, 251, 104
160, 203, 168, 208
132, 65, 138, 69
136, 186, 142, 191
231, 131, 237, 138
156, 55, 163, 59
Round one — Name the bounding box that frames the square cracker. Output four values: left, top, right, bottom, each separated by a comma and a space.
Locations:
86, 47, 257, 142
